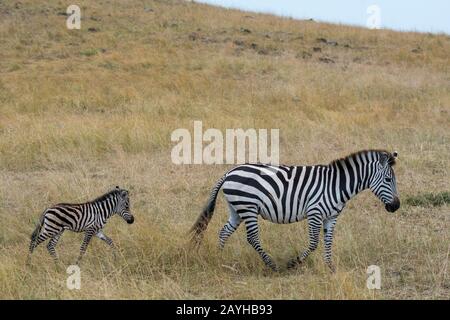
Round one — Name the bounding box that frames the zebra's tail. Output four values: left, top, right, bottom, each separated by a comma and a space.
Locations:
190, 173, 227, 244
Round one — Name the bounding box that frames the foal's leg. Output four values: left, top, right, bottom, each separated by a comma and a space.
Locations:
96, 230, 117, 261
76, 229, 96, 264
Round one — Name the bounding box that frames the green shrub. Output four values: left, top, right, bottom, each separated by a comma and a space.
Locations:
405, 192, 450, 207
80, 49, 98, 57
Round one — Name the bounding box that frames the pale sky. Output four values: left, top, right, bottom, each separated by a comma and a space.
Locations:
197, 0, 450, 34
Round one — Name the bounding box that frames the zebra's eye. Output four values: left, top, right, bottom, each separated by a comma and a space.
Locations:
385, 177, 392, 183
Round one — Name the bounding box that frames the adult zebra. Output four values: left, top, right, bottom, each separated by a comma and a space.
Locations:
191, 150, 400, 272
28, 186, 134, 264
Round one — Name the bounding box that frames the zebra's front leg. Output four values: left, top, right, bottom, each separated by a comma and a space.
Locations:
96, 230, 117, 261
243, 215, 278, 271
76, 229, 96, 264
287, 215, 321, 269
323, 217, 337, 273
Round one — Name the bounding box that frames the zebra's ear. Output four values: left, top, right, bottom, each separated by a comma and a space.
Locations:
380, 152, 396, 167
389, 151, 398, 166
379, 152, 389, 167
116, 186, 120, 189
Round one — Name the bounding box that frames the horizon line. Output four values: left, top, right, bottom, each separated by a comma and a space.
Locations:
194, 0, 450, 36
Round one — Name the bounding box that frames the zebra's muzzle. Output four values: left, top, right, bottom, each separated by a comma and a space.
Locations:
126, 216, 134, 224
385, 197, 400, 213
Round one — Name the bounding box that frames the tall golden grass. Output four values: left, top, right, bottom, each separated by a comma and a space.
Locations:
0, 0, 448, 299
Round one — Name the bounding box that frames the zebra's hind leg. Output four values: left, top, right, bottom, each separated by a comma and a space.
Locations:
243, 214, 278, 271
46, 231, 63, 262
218, 203, 242, 249
287, 214, 322, 269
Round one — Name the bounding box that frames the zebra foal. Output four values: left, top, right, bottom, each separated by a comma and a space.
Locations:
28, 186, 134, 264
191, 150, 400, 272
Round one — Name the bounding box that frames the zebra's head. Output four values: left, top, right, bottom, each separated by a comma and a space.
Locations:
369, 151, 400, 213
115, 186, 134, 224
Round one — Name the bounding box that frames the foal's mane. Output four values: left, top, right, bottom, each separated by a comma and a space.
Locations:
90, 189, 121, 203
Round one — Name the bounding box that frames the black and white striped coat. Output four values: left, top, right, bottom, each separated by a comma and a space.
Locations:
28, 187, 134, 264
191, 150, 400, 271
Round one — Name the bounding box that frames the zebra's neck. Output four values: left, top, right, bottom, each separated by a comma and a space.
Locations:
328, 152, 377, 205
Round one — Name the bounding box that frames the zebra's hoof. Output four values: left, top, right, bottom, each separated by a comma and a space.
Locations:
287, 258, 301, 269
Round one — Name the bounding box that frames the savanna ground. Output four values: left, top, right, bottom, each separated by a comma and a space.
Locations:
0, 0, 449, 299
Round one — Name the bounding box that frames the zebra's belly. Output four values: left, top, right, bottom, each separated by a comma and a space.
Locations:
223, 183, 309, 223
65, 219, 98, 232
259, 206, 308, 224
316, 201, 346, 219
64, 226, 83, 232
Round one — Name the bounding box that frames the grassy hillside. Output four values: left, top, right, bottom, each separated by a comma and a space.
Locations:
0, 0, 449, 299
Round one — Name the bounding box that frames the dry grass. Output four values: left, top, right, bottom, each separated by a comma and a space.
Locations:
0, 0, 449, 299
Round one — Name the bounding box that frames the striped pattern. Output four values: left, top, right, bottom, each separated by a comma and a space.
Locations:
191, 150, 400, 272
28, 187, 134, 264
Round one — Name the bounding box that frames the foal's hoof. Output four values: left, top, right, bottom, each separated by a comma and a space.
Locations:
327, 263, 336, 273
54, 262, 63, 272
269, 264, 280, 272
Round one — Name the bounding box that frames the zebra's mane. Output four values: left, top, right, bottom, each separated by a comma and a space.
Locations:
329, 149, 396, 166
